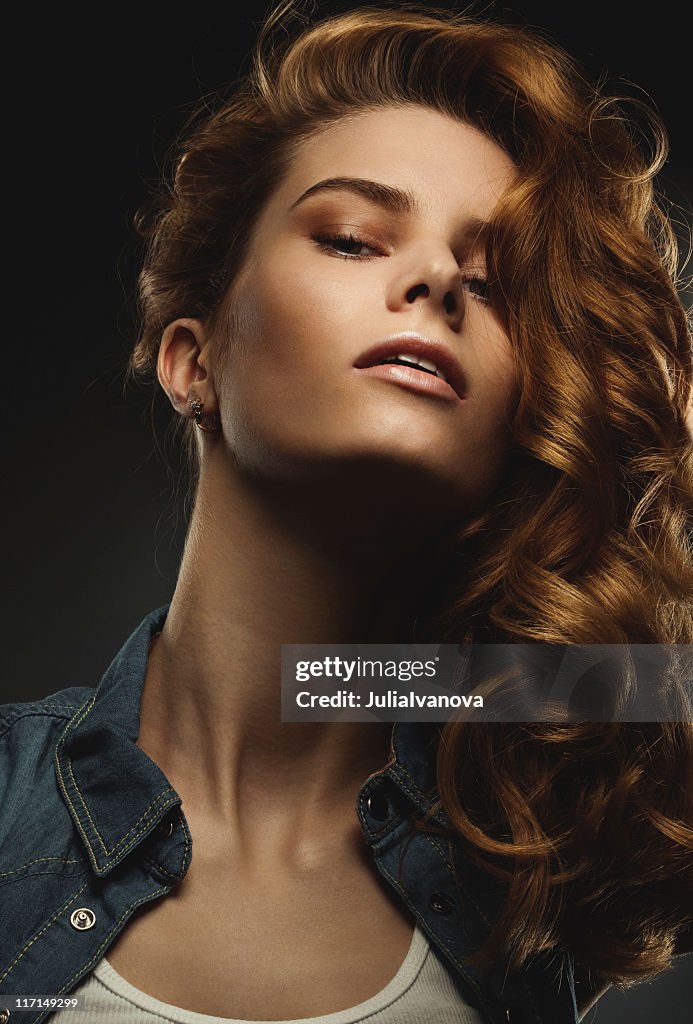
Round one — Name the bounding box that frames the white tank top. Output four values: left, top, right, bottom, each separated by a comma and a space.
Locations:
49, 925, 485, 1023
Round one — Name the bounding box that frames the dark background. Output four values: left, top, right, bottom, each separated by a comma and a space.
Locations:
2, 2, 691, 1018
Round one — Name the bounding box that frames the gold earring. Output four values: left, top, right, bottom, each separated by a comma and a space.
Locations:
189, 397, 218, 433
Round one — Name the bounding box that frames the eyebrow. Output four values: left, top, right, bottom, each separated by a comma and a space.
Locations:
289, 176, 416, 215
288, 175, 491, 245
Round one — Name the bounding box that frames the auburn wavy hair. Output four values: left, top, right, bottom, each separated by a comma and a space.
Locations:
128, 0, 693, 999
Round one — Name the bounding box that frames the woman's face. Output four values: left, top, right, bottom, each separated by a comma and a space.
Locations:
211, 103, 518, 514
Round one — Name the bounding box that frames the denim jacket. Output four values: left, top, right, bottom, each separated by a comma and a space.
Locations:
0, 604, 587, 1024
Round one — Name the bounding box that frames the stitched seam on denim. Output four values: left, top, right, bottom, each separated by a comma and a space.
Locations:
0, 869, 90, 891
56, 886, 171, 994
56, 748, 175, 868
140, 817, 189, 883
393, 760, 425, 794
180, 815, 191, 874
0, 879, 89, 983
389, 764, 425, 803
421, 833, 497, 934
0, 708, 77, 740
423, 826, 541, 1022
60, 695, 111, 855
69, 792, 178, 872
55, 694, 177, 866
53, 694, 106, 853
390, 764, 449, 825
105, 793, 179, 864
54, 749, 101, 873
421, 832, 455, 873
374, 855, 491, 1017
66, 750, 107, 853
389, 771, 449, 832
389, 765, 446, 822
426, 832, 543, 1022
0, 857, 83, 878
387, 769, 427, 816
141, 857, 179, 882
393, 761, 443, 813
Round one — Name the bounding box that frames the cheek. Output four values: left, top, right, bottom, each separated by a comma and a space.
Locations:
231, 259, 330, 361
220, 279, 264, 364
232, 265, 290, 351
472, 325, 517, 416
212, 264, 334, 439
495, 349, 519, 419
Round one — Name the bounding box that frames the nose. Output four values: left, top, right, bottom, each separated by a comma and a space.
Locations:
387, 247, 466, 331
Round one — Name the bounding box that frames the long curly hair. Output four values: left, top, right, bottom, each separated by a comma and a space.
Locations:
127, 0, 693, 995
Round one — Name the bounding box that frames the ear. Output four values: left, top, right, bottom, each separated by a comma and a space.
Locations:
156, 318, 218, 420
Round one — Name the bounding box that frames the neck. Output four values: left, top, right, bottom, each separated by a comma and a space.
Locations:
137, 444, 461, 858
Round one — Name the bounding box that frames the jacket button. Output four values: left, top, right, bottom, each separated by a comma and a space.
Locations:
429, 892, 456, 915
157, 816, 174, 838
505, 1007, 526, 1022
366, 790, 389, 822
70, 907, 96, 931
0, 1008, 10, 1023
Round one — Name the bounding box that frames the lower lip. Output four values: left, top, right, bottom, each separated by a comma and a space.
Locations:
354, 364, 463, 402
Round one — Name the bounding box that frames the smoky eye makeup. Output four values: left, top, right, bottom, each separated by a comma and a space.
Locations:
294, 202, 495, 303
307, 218, 390, 258
292, 192, 400, 237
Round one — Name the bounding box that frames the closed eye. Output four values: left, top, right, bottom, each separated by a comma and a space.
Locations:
314, 231, 492, 305
462, 274, 491, 304
313, 231, 381, 260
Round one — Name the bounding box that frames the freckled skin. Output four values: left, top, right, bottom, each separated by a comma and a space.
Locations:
210, 104, 518, 518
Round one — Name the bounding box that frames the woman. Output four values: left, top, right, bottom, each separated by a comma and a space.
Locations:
1, 2, 691, 1023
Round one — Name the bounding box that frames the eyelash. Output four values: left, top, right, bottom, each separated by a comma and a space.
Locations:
312, 231, 491, 303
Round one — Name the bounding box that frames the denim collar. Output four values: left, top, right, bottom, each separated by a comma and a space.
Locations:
53, 604, 580, 1022
55, 604, 179, 876
55, 603, 435, 875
